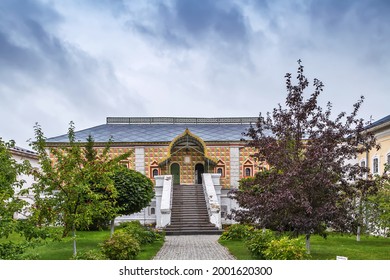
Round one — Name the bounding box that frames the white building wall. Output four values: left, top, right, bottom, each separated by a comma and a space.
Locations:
230, 147, 240, 188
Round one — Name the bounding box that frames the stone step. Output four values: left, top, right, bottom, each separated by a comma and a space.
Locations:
165, 184, 219, 235
164, 229, 223, 236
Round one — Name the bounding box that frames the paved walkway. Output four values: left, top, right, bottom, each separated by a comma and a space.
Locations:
153, 235, 236, 260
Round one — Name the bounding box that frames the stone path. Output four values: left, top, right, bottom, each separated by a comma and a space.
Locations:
153, 235, 236, 260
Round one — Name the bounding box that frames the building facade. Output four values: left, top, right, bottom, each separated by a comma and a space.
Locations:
357, 115, 390, 175
9, 146, 39, 219
46, 117, 262, 225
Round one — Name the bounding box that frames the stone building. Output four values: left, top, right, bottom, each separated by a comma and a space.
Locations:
46, 117, 262, 231
357, 115, 390, 175
9, 146, 39, 219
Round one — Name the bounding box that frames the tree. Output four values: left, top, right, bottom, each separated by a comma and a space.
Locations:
82, 135, 131, 231
0, 138, 30, 238
30, 122, 129, 256
366, 165, 390, 236
230, 60, 378, 253
111, 167, 154, 235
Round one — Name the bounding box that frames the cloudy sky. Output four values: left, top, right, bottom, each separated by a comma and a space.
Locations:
1, 0, 389, 149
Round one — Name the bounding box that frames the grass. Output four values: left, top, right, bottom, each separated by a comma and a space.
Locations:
1, 229, 164, 260
219, 233, 390, 260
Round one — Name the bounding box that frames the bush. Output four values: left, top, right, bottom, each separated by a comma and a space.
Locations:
118, 221, 164, 244
72, 250, 107, 260
101, 230, 140, 260
245, 229, 276, 259
219, 224, 255, 241
0, 241, 30, 260
263, 236, 310, 260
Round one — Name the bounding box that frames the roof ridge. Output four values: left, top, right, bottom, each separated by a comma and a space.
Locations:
106, 117, 258, 124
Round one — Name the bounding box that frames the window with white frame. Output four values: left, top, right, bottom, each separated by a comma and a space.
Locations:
373, 157, 379, 174
387, 153, 390, 165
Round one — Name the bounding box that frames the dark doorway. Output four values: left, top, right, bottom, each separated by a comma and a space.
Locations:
195, 163, 204, 184
171, 163, 180, 185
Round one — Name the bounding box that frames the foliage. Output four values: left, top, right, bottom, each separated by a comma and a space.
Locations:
16, 221, 62, 242
118, 221, 164, 244
263, 236, 310, 260
230, 60, 379, 252
71, 250, 107, 260
29, 122, 130, 255
81, 135, 131, 231
112, 168, 154, 216
220, 233, 390, 260
219, 224, 254, 241
0, 240, 40, 260
367, 170, 390, 236
101, 230, 141, 260
245, 229, 276, 259
0, 138, 30, 238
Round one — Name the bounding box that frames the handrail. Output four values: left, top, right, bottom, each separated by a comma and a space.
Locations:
155, 175, 173, 228
202, 173, 222, 229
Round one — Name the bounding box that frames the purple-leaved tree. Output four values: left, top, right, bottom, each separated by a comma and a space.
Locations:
230, 60, 379, 253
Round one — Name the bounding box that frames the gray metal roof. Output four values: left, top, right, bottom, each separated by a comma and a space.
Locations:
365, 114, 390, 130
47, 117, 259, 144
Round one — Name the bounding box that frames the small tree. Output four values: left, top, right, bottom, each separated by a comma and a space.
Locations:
82, 135, 131, 231
111, 167, 154, 236
30, 122, 129, 256
366, 166, 390, 236
0, 138, 30, 238
230, 60, 378, 253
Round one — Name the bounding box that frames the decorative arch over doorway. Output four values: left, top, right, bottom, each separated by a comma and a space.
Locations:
158, 128, 218, 185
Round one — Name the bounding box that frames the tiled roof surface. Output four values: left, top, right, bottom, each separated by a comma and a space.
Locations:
46, 123, 257, 143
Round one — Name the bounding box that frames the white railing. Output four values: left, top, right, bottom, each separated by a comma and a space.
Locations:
202, 173, 222, 229
155, 175, 173, 228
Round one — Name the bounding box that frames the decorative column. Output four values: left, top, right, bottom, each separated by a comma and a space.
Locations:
230, 147, 240, 188
135, 147, 145, 174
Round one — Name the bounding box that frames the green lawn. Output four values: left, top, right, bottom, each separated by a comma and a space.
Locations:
1, 230, 164, 260
219, 234, 390, 260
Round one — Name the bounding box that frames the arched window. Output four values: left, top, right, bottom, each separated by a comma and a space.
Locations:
214, 160, 225, 178
243, 159, 254, 178
149, 160, 160, 179
373, 157, 379, 174
387, 153, 390, 165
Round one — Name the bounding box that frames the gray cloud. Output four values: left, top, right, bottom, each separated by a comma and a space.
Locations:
0, 0, 145, 147
0, 0, 388, 149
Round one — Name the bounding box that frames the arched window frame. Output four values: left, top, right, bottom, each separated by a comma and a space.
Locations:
214, 159, 226, 178
120, 160, 130, 169
372, 156, 380, 175
149, 160, 160, 179
243, 159, 254, 178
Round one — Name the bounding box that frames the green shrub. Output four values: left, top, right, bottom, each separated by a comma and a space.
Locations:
118, 221, 163, 244
0, 241, 29, 260
101, 231, 140, 260
72, 250, 106, 260
219, 224, 255, 241
263, 236, 310, 260
245, 229, 276, 259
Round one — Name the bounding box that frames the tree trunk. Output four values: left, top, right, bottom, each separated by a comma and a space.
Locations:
72, 226, 77, 257
110, 219, 115, 238
305, 234, 311, 255
357, 226, 361, 242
